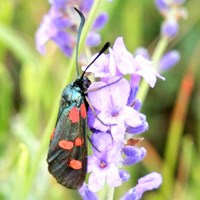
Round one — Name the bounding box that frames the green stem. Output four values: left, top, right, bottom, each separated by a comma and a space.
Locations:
98, 185, 115, 200
24, 1, 103, 198
106, 187, 115, 200
137, 37, 168, 102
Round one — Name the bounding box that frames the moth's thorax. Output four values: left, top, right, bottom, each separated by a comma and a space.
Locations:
60, 76, 91, 108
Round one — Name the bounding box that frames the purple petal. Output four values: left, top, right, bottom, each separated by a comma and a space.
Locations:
93, 13, 108, 30
90, 132, 113, 152
108, 77, 130, 108
79, 183, 98, 200
133, 55, 165, 88
119, 170, 130, 182
53, 31, 73, 56
126, 120, 148, 135
135, 172, 162, 199
80, 0, 94, 13
126, 114, 148, 134
123, 146, 146, 165
89, 167, 106, 192
106, 164, 122, 187
159, 50, 180, 72
87, 155, 99, 173
127, 87, 139, 106
88, 81, 110, 110
133, 100, 142, 111
161, 19, 179, 38
87, 107, 97, 131
155, 0, 169, 13
130, 74, 141, 88
49, 0, 67, 9
82, 53, 111, 78
112, 37, 135, 74
53, 17, 71, 29
120, 172, 162, 200
110, 123, 126, 141
108, 50, 118, 76
86, 32, 101, 47
106, 142, 123, 163
35, 7, 59, 54
88, 77, 130, 111
93, 112, 113, 133
120, 106, 142, 128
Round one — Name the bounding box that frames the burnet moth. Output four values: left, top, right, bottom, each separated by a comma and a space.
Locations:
47, 8, 110, 189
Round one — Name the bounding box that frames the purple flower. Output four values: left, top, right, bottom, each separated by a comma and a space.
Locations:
120, 172, 162, 200
159, 50, 180, 72
86, 32, 101, 47
123, 146, 146, 166
131, 55, 165, 87
35, 6, 64, 54
92, 13, 108, 31
88, 77, 143, 141
161, 19, 179, 38
87, 132, 123, 192
84, 37, 165, 86
119, 170, 130, 182
155, 0, 187, 38
126, 113, 149, 134
86, 13, 108, 46
35, 0, 108, 56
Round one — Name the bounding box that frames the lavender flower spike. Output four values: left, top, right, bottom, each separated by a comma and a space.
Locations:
155, 0, 187, 39
159, 50, 181, 72
80, 37, 164, 197
35, 0, 108, 56
120, 172, 162, 200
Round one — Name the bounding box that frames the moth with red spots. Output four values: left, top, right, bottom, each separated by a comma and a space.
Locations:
47, 8, 110, 189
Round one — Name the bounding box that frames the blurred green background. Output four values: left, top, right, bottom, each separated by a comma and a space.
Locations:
0, 0, 200, 199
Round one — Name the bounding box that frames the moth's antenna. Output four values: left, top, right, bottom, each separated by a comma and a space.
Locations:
74, 7, 85, 77
81, 42, 110, 79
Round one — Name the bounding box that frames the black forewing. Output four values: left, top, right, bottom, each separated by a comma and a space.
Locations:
47, 87, 87, 189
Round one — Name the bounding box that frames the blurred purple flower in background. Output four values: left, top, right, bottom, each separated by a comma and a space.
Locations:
78, 37, 163, 199
155, 0, 187, 38
134, 47, 181, 73
159, 50, 180, 72
35, 0, 108, 56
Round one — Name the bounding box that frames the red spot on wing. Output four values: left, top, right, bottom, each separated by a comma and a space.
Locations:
80, 103, 87, 119
59, 140, 74, 150
69, 159, 82, 170
50, 128, 55, 140
75, 137, 84, 146
68, 107, 80, 123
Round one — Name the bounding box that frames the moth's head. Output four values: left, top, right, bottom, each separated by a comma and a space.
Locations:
75, 76, 91, 91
